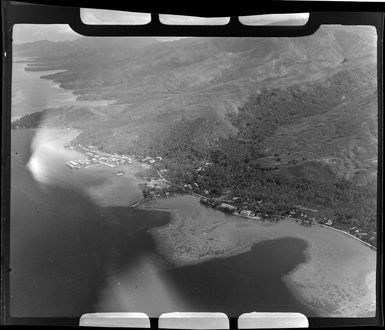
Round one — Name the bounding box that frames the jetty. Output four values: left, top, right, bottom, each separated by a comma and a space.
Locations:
84, 163, 103, 169
130, 197, 150, 208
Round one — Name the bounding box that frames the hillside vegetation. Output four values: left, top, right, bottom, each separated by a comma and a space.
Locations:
13, 25, 378, 243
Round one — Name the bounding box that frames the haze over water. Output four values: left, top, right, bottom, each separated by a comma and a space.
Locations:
11, 128, 314, 318
12, 57, 111, 118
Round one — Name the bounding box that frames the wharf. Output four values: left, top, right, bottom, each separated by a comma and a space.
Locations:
130, 197, 150, 208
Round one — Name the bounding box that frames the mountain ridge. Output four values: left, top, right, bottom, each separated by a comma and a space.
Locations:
13, 25, 377, 188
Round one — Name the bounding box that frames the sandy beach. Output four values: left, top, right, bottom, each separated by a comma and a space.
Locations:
140, 194, 376, 317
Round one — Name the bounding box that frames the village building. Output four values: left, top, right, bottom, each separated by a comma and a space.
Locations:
240, 210, 253, 217
218, 203, 236, 212
296, 205, 318, 213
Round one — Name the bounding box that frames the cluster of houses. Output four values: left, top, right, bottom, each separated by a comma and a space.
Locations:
64, 144, 376, 247
287, 206, 372, 241
287, 209, 318, 225
183, 182, 210, 195
194, 162, 212, 174
200, 198, 262, 220
66, 145, 134, 170
65, 160, 81, 169
348, 226, 373, 241
143, 187, 173, 199
180, 163, 213, 194
65, 144, 163, 175
199, 198, 345, 228
175, 162, 214, 192
139, 156, 163, 164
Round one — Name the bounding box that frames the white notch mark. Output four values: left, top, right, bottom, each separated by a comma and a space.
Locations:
159, 312, 229, 329
159, 14, 230, 26
79, 312, 150, 328
238, 312, 309, 329
80, 8, 151, 25
239, 13, 309, 26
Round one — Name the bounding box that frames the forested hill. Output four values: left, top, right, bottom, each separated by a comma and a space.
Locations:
13, 25, 377, 190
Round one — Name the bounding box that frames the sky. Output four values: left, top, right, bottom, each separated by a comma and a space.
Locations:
13, 11, 310, 44
13, 24, 81, 44
12, 4, 381, 44
12, 24, 188, 44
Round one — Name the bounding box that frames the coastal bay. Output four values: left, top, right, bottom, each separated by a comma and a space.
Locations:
140, 195, 376, 317
15, 126, 376, 317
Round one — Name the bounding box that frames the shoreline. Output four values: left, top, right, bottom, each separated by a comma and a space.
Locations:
317, 222, 376, 250
13, 56, 114, 120
16, 128, 376, 317
139, 195, 376, 317
275, 215, 376, 251
193, 193, 376, 250
143, 192, 377, 251
139, 194, 376, 263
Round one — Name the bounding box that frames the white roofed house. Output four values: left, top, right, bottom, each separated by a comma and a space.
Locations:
218, 203, 236, 213
240, 210, 253, 217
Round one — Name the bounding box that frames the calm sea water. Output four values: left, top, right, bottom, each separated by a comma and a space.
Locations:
12, 57, 111, 118
11, 129, 171, 317
10, 58, 315, 319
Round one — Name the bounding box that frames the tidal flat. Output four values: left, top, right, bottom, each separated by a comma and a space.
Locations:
141, 195, 376, 317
